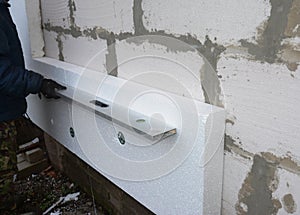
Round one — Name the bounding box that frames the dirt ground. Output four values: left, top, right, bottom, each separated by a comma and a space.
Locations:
13, 167, 108, 215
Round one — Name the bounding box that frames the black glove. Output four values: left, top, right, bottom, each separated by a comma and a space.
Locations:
40, 79, 67, 99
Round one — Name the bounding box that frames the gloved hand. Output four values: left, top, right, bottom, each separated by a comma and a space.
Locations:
40, 79, 67, 99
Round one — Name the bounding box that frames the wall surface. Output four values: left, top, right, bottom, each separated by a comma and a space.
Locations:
21, 0, 300, 214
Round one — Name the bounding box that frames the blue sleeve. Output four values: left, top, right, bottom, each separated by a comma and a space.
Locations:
0, 28, 43, 98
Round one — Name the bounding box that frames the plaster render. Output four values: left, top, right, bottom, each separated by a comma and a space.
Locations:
115, 39, 207, 102
25, 0, 44, 58
218, 56, 300, 159
241, 0, 294, 64
43, 31, 60, 60
142, 0, 271, 46
41, 0, 70, 28
73, 0, 134, 34
59, 34, 107, 71
222, 152, 253, 214
274, 169, 300, 214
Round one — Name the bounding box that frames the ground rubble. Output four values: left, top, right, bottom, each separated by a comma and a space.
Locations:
14, 166, 107, 215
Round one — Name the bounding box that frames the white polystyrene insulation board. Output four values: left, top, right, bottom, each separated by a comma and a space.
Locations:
25, 64, 225, 214
24, 56, 225, 214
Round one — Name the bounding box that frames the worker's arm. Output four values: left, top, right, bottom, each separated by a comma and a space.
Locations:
0, 28, 43, 98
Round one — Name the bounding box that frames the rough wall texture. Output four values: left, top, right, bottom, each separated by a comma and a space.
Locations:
36, 0, 300, 214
